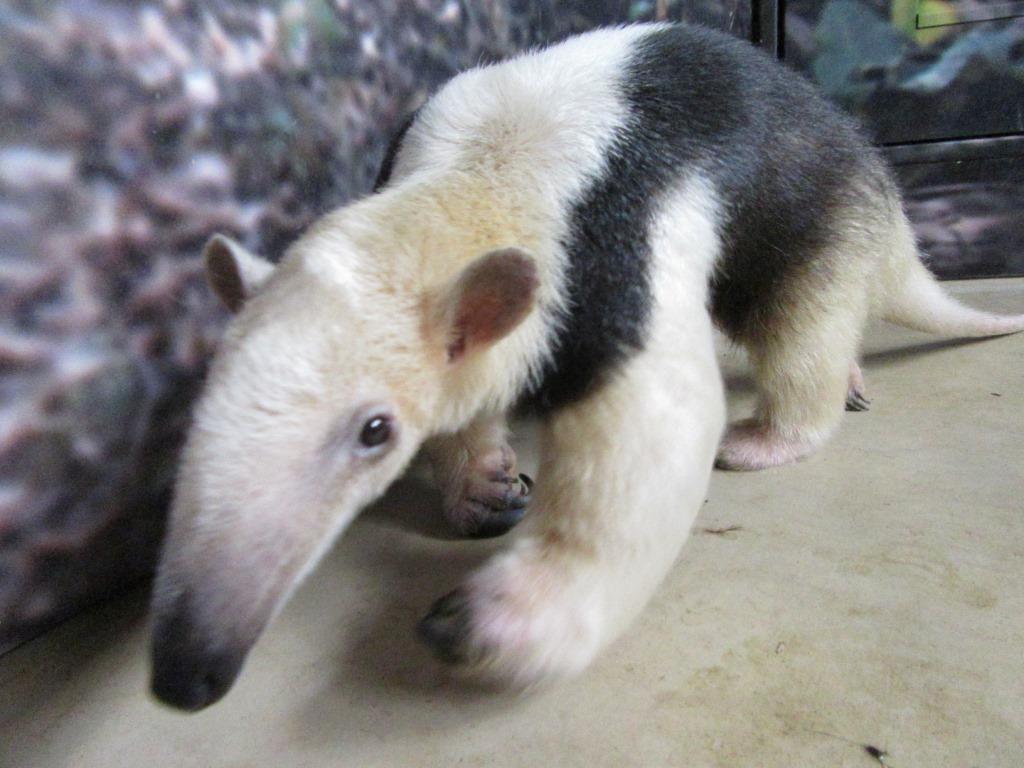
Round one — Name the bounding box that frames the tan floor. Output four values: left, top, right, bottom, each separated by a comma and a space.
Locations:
2, 279, 1023, 768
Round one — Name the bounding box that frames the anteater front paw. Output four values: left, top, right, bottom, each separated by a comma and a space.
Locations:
446, 470, 533, 539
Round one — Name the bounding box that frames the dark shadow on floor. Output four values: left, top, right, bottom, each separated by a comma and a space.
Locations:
290, 480, 528, 745
360, 476, 461, 540
0, 585, 151, 727
863, 336, 1000, 368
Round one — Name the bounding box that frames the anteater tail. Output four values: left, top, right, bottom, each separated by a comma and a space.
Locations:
879, 213, 1024, 338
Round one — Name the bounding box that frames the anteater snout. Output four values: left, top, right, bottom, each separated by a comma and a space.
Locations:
149, 594, 248, 712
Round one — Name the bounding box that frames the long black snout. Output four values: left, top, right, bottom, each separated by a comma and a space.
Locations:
149, 593, 248, 712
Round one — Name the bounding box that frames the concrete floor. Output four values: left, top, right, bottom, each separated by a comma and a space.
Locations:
2, 278, 1022, 768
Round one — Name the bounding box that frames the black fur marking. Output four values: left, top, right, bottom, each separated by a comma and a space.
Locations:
150, 591, 246, 711
517, 31, 718, 414
518, 25, 887, 414
373, 111, 417, 192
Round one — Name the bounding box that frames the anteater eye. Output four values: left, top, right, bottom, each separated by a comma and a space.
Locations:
359, 415, 392, 448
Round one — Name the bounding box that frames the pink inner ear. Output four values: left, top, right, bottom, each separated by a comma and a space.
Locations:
447, 335, 466, 362
446, 248, 538, 363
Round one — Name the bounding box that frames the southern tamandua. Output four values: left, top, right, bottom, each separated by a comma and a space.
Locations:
149, 23, 1024, 710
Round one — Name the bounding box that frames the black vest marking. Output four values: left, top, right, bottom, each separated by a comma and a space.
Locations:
518, 25, 880, 415
517, 26, 744, 414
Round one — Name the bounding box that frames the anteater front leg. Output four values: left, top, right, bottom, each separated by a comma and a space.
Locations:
417, 321, 725, 683
424, 415, 533, 539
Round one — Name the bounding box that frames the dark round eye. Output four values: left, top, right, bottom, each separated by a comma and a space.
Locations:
359, 415, 392, 448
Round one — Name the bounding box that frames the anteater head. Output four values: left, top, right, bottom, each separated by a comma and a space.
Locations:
149, 223, 538, 711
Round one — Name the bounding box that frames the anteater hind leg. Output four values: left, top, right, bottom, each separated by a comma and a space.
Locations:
717, 280, 869, 471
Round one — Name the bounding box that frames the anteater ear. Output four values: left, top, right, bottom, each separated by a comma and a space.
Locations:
202, 234, 275, 313
430, 247, 539, 365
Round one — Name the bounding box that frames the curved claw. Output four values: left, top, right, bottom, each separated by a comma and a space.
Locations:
417, 590, 472, 664
456, 472, 534, 539
845, 391, 871, 412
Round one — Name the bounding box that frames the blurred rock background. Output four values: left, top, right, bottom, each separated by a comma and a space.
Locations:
0, 0, 749, 652
786, 0, 1024, 277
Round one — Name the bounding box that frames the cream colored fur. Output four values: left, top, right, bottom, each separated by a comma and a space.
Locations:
717, 181, 1024, 471
443, 178, 724, 683
877, 203, 1024, 337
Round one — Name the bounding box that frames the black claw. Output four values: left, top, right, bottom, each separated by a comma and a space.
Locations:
845, 392, 871, 412
503, 493, 530, 512
456, 472, 533, 538
417, 590, 472, 664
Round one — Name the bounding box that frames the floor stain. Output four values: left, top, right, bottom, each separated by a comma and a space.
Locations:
700, 525, 744, 536
849, 544, 997, 609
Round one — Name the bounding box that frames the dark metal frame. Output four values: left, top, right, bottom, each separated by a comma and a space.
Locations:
750, 0, 1024, 165
751, 0, 1024, 279
752, 0, 783, 57
881, 134, 1024, 165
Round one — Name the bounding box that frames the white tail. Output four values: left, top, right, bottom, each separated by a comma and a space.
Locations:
880, 216, 1024, 338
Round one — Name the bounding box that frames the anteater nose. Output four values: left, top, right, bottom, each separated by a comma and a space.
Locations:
149, 596, 246, 712
150, 646, 242, 712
